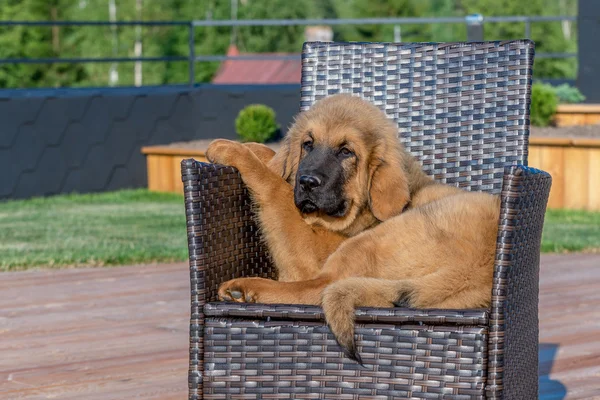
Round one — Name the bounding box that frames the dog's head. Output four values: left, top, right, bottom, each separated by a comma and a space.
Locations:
269, 94, 411, 233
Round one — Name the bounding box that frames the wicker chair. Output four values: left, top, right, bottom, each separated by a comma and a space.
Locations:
181, 40, 552, 399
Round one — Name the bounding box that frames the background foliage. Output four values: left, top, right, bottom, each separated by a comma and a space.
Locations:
0, 0, 578, 88
235, 104, 279, 143
530, 83, 559, 127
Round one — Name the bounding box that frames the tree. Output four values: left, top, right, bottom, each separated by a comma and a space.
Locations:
0, 0, 581, 88
0, 0, 87, 88
237, 0, 320, 53
65, 0, 192, 86
331, 0, 434, 43
329, 0, 578, 79
458, 0, 578, 79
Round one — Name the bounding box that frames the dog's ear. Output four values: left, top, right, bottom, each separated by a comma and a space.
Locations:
368, 143, 410, 221
267, 120, 303, 183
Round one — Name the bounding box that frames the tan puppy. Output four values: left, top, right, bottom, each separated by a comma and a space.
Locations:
206, 94, 500, 362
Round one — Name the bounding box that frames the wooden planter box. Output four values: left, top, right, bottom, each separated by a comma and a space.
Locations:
143, 137, 600, 211
529, 137, 600, 211
141, 146, 209, 195
555, 104, 600, 127
141, 141, 280, 195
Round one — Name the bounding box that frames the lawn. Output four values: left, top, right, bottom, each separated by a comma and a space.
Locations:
0, 190, 186, 271
0, 190, 599, 271
541, 209, 600, 253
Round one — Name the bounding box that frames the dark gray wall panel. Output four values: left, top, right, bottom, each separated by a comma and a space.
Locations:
0, 84, 300, 199
577, 0, 600, 103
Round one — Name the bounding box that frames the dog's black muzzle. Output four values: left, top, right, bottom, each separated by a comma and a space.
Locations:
294, 147, 347, 217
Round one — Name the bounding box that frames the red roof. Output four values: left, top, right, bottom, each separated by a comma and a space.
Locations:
212, 44, 301, 84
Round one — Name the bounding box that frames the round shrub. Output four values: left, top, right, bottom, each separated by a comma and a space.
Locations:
530, 83, 558, 127
235, 104, 279, 143
553, 83, 585, 104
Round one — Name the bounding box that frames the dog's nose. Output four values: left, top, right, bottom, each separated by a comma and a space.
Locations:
299, 174, 322, 190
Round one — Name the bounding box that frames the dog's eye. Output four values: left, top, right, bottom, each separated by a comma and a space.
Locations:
303, 141, 313, 152
339, 147, 354, 158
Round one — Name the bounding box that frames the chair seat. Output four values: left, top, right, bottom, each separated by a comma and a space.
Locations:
203, 303, 489, 399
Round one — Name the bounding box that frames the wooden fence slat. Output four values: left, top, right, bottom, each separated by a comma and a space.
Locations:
147, 155, 161, 192
172, 157, 184, 195
564, 148, 590, 210
528, 144, 543, 169
538, 146, 566, 209
147, 155, 175, 193
588, 149, 600, 210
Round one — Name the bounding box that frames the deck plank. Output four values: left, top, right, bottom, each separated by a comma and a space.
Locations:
0, 263, 189, 400
1, 255, 599, 399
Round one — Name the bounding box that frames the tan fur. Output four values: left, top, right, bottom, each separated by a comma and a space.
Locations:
206, 94, 500, 362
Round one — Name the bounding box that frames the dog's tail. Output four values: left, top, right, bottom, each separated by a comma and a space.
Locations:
321, 277, 415, 364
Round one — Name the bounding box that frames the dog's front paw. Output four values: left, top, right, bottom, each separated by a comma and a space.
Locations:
218, 277, 268, 303
205, 139, 249, 168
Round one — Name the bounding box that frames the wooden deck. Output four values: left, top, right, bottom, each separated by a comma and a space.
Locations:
1, 255, 599, 399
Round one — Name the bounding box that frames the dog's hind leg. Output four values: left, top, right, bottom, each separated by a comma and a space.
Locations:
322, 268, 492, 363
401, 268, 492, 310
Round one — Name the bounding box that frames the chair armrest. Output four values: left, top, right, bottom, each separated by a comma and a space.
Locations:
182, 159, 276, 399
181, 159, 276, 304
486, 165, 552, 398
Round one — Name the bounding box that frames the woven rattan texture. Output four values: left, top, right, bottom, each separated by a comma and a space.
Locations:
486, 166, 552, 398
204, 302, 488, 325
204, 319, 488, 399
301, 41, 534, 194
182, 160, 276, 400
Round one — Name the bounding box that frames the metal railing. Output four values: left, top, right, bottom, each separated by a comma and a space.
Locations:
0, 15, 577, 86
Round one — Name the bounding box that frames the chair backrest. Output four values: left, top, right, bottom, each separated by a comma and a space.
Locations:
300, 40, 534, 194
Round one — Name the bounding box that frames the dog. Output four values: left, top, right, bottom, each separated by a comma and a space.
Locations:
206, 94, 500, 362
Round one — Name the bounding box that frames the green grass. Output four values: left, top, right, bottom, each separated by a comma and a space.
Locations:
1, 190, 599, 271
0, 190, 187, 271
541, 209, 600, 253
